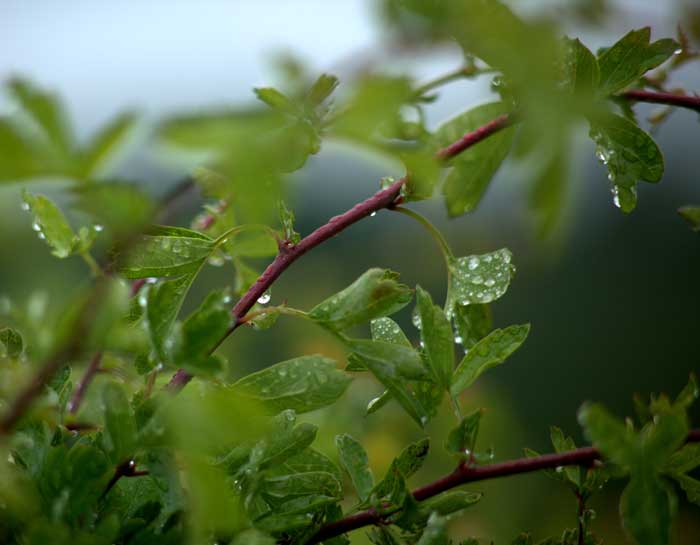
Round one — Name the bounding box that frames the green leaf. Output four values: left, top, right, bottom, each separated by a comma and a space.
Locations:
673, 474, 700, 505
335, 434, 374, 501
254, 87, 296, 114
434, 102, 514, 217
256, 422, 318, 470
562, 38, 600, 94
233, 355, 351, 414
22, 190, 77, 258
598, 28, 678, 96
79, 112, 137, 178
620, 473, 672, 545
145, 273, 196, 361
278, 200, 301, 244
72, 182, 154, 234
8, 78, 73, 156
445, 409, 482, 458
0, 119, 45, 181
415, 286, 454, 389
117, 226, 215, 278
393, 438, 430, 480
550, 426, 582, 487
307, 73, 340, 106
263, 471, 342, 499
347, 339, 428, 427
589, 112, 664, 213
0, 327, 23, 357
663, 444, 700, 475
678, 206, 700, 232
350, 339, 427, 381
308, 268, 412, 331
578, 402, 635, 467
420, 491, 482, 519
451, 324, 530, 396
642, 411, 688, 466
417, 513, 448, 545
102, 382, 137, 464
453, 304, 492, 350
371, 317, 412, 347
447, 248, 516, 309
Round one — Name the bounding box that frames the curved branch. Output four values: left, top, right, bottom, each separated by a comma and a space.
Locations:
621, 89, 700, 113
306, 429, 700, 545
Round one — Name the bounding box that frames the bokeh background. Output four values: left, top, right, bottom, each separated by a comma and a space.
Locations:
1, 0, 699, 543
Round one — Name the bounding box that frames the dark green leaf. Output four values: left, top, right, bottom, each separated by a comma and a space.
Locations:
447, 248, 516, 309
674, 474, 700, 505
256, 422, 318, 469
598, 28, 678, 95
420, 491, 482, 519
335, 434, 374, 501
434, 102, 514, 217
0, 327, 23, 357
678, 206, 700, 232
620, 473, 672, 545
451, 324, 530, 396
453, 304, 492, 350
263, 471, 342, 499
309, 268, 412, 331
589, 112, 663, 213
145, 274, 196, 361
233, 355, 351, 414
102, 382, 137, 464
350, 339, 427, 381
663, 444, 700, 475
445, 410, 482, 458
415, 286, 454, 389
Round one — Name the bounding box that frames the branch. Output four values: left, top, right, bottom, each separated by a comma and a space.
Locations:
621, 89, 700, 113
166, 110, 515, 392
67, 352, 103, 414
306, 429, 700, 545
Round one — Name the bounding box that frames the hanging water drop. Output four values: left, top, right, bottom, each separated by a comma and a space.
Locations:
370, 211, 377, 217
31, 222, 41, 232
37, 232, 46, 240
257, 292, 271, 305
455, 335, 463, 344
21, 202, 30, 211
93, 224, 104, 232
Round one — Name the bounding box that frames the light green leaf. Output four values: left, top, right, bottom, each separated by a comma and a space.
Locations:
451, 324, 530, 396
598, 28, 678, 96
349, 339, 427, 381
102, 382, 137, 464
434, 102, 514, 217
620, 473, 672, 545
262, 471, 342, 499
145, 273, 196, 361
415, 286, 454, 389
117, 226, 215, 278
278, 200, 301, 244
678, 206, 700, 232
420, 491, 482, 519
589, 112, 664, 213
79, 112, 137, 178
447, 248, 516, 309
371, 317, 412, 347
453, 303, 492, 350
445, 409, 482, 458
233, 355, 351, 414
562, 37, 600, 94
0, 327, 23, 358
550, 426, 582, 487
307, 73, 339, 106
578, 402, 635, 467
254, 87, 296, 114
72, 182, 154, 234
309, 268, 412, 331
22, 190, 77, 258
335, 434, 374, 501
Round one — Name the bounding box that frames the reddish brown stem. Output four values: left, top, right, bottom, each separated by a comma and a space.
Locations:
621, 89, 700, 113
306, 430, 700, 545
436, 113, 514, 159
68, 352, 103, 414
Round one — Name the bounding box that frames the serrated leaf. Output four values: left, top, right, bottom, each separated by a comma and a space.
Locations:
598, 28, 678, 96
673, 473, 700, 505
415, 286, 454, 389
102, 382, 137, 464
448, 248, 516, 309
589, 112, 663, 213
117, 226, 215, 278
233, 355, 351, 414
309, 268, 412, 331
550, 426, 582, 487
445, 409, 482, 458
620, 472, 672, 545
453, 304, 492, 350
578, 402, 635, 467
451, 324, 530, 396
22, 190, 76, 258
434, 102, 514, 217
336, 434, 374, 501
145, 273, 196, 361
80, 112, 137, 178
0, 327, 23, 358
678, 206, 700, 232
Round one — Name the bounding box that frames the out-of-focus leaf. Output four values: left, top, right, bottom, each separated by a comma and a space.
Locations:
415, 286, 453, 389
663, 444, 700, 475
550, 426, 583, 487
678, 206, 700, 231
452, 304, 492, 350
256, 422, 318, 470
22, 191, 76, 258
588, 112, 663, 213
578, 402, 635, 467
0, 327, 23, 358
79, 112, 138, 178
445, 410, 482, 458
102, 382, 137, 464
72, 182, 153, 235
416, 513, 448, 545
254, 87, 296, 114
233, 355, 351, 414
451, 324, 530, 396
263, 471, 342, 499
620, 473, 672, 545
447, 248, 516, 311
307, 73, 339, 106
673, 474, 700, 505
335, 434, 374, 501
309, 269, 412, 331
419, 491, 482, 521
597, 28, 678, 96
434, 102, 514, 217
117, 226, 215, 279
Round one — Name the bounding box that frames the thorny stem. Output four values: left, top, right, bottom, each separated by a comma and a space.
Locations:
305, 430, 700, 545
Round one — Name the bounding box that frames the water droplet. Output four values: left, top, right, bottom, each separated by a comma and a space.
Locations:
257, 292, 271, 305
472, 275, 483, 284
37, 232, 46, 240
454, 335, 463, 344
468, 257, 479, 270
146, 277, 158, 284
370, 211, 377, 217
555, 466, 564, 473
21, 202, 30, 211
420, 416, 429, 426
93, 224, 104, 232
31, 222, 41, 232
484, 278, 495, 287
278, 368, 287, 377
674, 48, 682, 55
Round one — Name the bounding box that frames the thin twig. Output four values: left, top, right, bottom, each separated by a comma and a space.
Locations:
621, 89, 700, 113
68, 352, 103, 414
